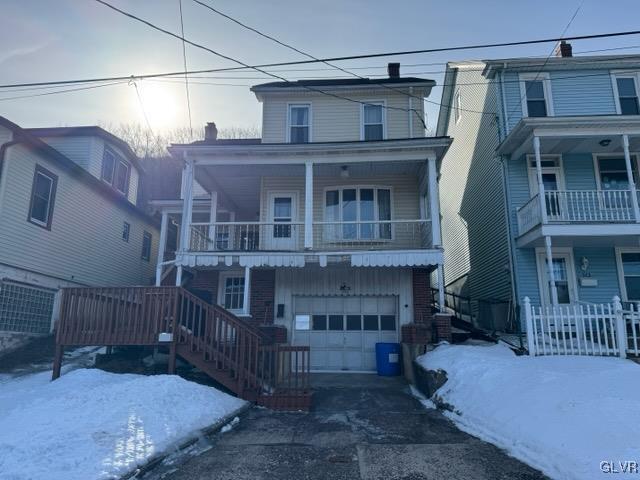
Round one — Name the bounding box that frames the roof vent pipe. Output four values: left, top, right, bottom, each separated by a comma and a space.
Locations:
388, 62, 400, 79
204, 122, 218, 141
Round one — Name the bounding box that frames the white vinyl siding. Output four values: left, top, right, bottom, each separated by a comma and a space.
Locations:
0, 144, 158, 287
261, 91, 424, 143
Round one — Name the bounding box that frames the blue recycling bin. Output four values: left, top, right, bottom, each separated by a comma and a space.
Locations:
375, 342, 402, 376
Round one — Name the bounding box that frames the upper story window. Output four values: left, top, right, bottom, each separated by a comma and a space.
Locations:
101, 147, 130, 196
288, 104, 310, 143
28, 165, 57, 230
454, 90, 462, 124
595, 155, 639, 191
324, 186, 392, 240
615, 76, 640, 115
519, 73, 553, 118
361, 102, 385, 141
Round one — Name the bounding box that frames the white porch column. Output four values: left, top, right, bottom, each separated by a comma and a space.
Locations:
175, 265, 183, 287
242, 266, 251, 316
622, 134, 640, 222
208, 191, 218, 243
437, 264, 446, 313
533, 136, 548, 224
304, 160, 314, 249
155, 212, 169, 286
179, 157, 195, 251
544, 235, 559, 306
427, 155, 441, 247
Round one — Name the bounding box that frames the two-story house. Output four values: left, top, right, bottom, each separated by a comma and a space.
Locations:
437, 42, 640, 333
152, 64, 452, 372
0, 117, 159, 347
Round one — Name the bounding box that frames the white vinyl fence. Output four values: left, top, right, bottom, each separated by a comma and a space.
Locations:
524, 296, 640, 358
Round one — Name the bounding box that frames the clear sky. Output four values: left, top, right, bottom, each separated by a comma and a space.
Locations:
1, 0, 640, 135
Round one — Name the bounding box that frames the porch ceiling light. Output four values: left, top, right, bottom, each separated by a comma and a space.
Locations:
599, 139, 612, 147
340, 165, 349, 178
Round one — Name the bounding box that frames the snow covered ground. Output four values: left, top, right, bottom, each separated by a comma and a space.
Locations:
417, 344, 640, 480
0, 369, 246, 480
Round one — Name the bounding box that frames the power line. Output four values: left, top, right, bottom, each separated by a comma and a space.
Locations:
190, 0, 432, 128
94, 0, 490, 119
178, 0, 193, 136
2, 27, 640, 90
0, 81, 126, 102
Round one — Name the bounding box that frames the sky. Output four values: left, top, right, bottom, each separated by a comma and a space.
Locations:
1, 0, 640, 137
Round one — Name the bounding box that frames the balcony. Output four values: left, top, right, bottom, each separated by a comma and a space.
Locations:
189, 219, 432, 252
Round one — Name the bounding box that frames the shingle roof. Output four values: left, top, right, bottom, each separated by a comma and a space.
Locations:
251, 77, 435, 91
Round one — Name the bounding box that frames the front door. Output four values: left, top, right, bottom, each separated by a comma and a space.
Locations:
536, 251, 578, 305
266, 193, 297, 250
528, 157, 564, 220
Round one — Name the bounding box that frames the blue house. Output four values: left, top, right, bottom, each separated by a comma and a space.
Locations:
436, 42, 640, 331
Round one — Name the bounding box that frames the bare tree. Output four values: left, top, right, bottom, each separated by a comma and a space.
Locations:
101, 122, 261, 158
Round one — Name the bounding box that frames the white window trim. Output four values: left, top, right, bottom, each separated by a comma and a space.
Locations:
218, 271, 246, 314
30, 171, 54, 227
535, 247, 579, 306
322, 185, 395, 241
526, 154, 565, 195
615, 247, 640, 302
454, 89, 462, 124
610, 71, 640, 115
286, 102, 312, 143
360, 100, 387, 141
592, 152, 640, 192
519, 72, 554, 117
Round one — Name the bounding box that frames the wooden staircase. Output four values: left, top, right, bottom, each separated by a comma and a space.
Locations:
53, 286, 312, 411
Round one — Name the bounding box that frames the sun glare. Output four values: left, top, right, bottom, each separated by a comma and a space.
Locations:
132, 82, 180, 131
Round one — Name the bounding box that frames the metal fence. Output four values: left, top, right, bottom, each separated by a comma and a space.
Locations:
0, 280, 56, 333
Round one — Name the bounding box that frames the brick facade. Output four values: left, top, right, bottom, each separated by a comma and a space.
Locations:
250, 269, 275, 325
434, 313, 453, 343
188, 270, 219, 304
412, 268, 434, 326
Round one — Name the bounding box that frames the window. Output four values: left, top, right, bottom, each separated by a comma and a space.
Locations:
596, 155, 638, 191
324, 186, 392, 241
362, 102, 384, 140
101, 148, 130, 195
288, 104, 310, 143
273, 197, 292, 238
221, 275, 245, 311
312, 315, 327, 330
618, 250, 640, 301
328, 315, 344, 330
520, 73, 552, 118
454, 90, 462, 123
122, 222, 130, 242
28, 165, 57, 229
141, 231, 152, 261
536, 249, 577, 305
616, 77, 640, 115
295, 314, 310, 330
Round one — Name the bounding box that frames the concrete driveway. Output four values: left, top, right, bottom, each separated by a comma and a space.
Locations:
154, 374, 547, 480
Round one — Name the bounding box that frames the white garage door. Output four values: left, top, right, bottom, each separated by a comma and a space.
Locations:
292, 296, 398, 372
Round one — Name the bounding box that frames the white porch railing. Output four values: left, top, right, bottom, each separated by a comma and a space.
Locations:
517, 190, 638, 234
190, 222, 304, 252
524, 296, 640, 357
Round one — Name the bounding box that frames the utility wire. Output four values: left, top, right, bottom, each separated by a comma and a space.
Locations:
178, 0, 193, 136
191, 0, 431, 128
2, 27, 640, 90
94, 0, 489, 118
0, 81, 126, 102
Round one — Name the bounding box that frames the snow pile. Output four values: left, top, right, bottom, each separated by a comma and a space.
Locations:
417, 344, 640, 480
0, 369, 246, 480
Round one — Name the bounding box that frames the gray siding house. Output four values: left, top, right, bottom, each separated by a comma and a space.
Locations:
437, 43, 640, 331
0, 118, 159, 344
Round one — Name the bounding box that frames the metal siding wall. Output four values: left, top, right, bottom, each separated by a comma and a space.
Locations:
572, 247, 621, 303
562, 153, 597, 190
503, 71, 523, 132
274, 266, 414, 331
438, 66, 511, 302
38, 137, 92, 171
551, 70, 617, 116
515, 248, 540, 305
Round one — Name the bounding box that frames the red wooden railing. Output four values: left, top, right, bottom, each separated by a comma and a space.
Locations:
54, 286, 311, 409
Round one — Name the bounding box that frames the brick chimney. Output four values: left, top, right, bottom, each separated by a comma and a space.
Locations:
388, 62, 400, 79
204, 122, 218, 141
554, 41, 573, 58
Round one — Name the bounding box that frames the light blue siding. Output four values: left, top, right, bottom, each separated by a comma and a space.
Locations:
503, 71, 523, 132
573, 247, 621, 303
551, 71, 617, 116
515, 248, 540, 305
562, 153, 597, 190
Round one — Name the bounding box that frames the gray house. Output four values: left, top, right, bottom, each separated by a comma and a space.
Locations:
437, 42, 640, 332
0, 117, 159, 350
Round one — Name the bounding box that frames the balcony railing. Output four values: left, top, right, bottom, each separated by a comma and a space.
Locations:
517, 190, 638, 234
189, 219, 432, 252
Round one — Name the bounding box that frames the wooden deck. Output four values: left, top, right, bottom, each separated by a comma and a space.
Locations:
53, 286, 311, 411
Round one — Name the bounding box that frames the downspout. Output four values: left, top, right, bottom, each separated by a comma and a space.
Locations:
408, 87, 414, 138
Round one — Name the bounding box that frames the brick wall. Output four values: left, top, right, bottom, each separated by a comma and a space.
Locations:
412, 268, 434, 326
188, 270, 219, 304
250, 269, 275, 325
